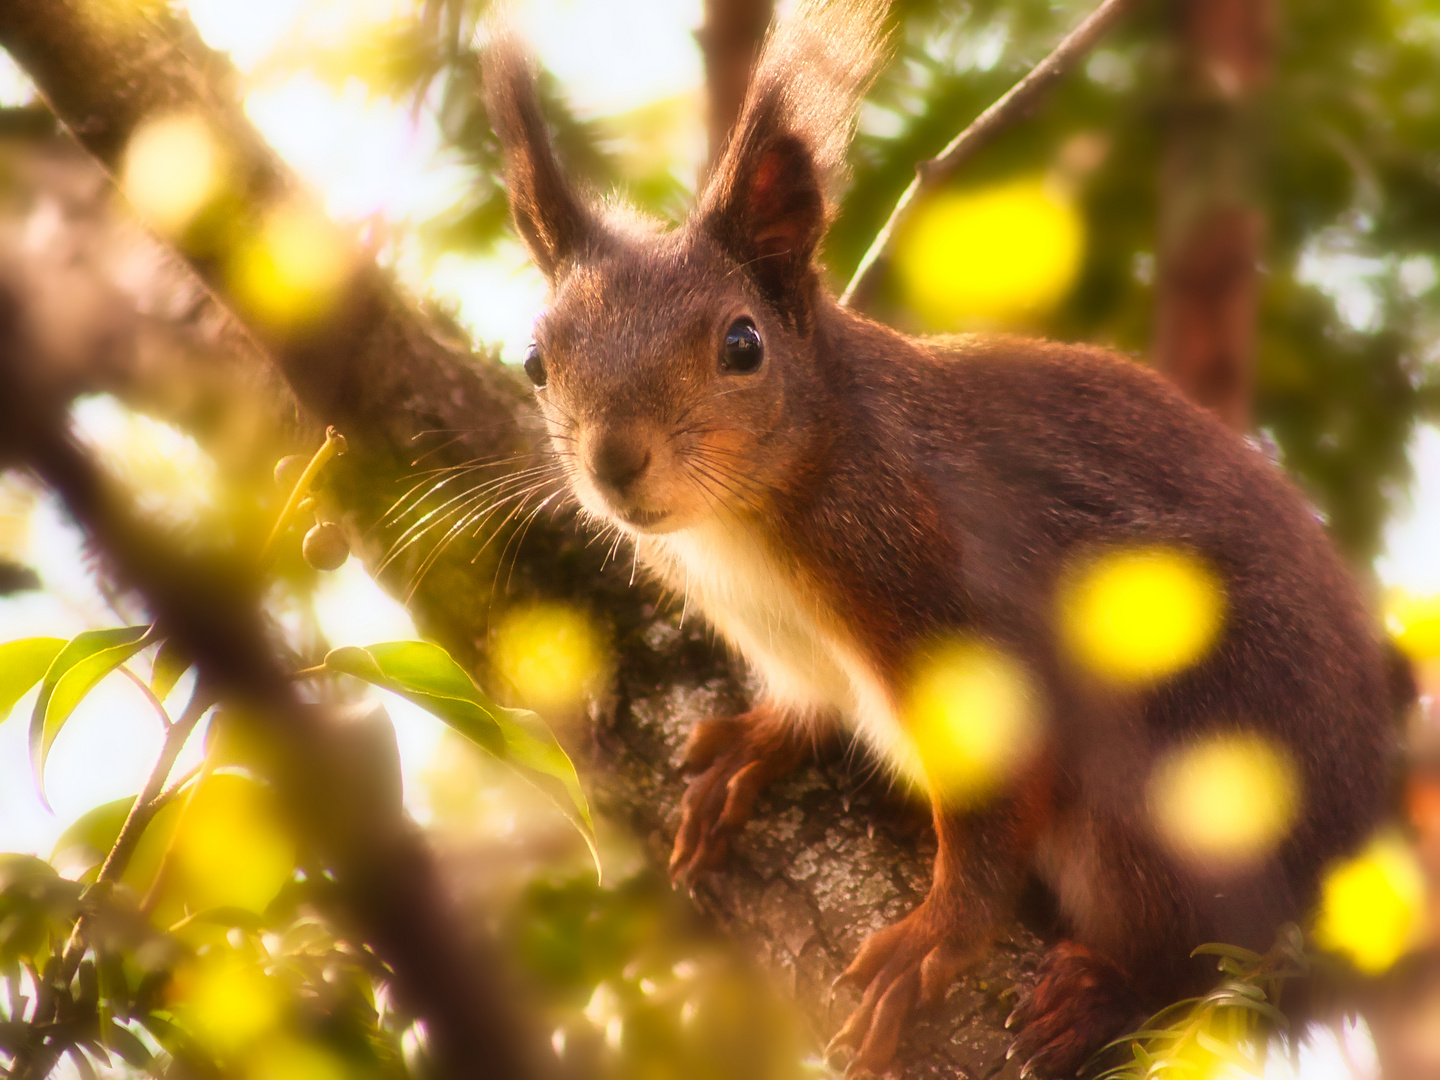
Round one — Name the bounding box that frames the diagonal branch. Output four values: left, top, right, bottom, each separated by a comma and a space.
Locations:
839, 0, 1145, 310
0, 290, 539, 1080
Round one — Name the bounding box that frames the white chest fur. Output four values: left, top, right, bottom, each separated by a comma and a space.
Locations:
647, 520, 922, 782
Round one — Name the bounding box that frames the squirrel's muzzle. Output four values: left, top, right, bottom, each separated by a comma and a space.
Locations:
586, 428, 653, 496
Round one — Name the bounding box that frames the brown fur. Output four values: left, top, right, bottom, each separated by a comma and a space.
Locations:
484, 3, 1396, 1075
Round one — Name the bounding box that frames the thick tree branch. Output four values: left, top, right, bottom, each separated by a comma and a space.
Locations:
697, 0, 773, 170
839, 0, 1144, 310
0, 288, 541, 1080
1153, 0, 1273, 431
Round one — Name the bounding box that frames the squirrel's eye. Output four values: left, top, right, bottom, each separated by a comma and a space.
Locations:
720, 317, 763, 374
523, 343, 547, 388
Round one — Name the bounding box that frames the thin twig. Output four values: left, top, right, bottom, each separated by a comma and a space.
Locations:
138, 716, 225, 916
9, 684, 211, 1080
839, 0, 1144, 309
116, 663, 171, 730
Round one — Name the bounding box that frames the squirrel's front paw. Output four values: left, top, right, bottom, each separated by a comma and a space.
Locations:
668, 706, 806, 884
826, 901, 974, 1077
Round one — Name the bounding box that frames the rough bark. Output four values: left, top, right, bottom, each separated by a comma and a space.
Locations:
1153, 0, 1274, 431
0, 6, 1048, 1077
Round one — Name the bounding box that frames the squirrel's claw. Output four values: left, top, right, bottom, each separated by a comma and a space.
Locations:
828, 902, 973, 1077
668, 708, 808, 885
1002, 942, 1142, 1080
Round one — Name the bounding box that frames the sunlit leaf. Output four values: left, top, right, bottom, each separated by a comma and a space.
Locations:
325, 641, 600, 876
102, 1019, 153, 1069
1191, 943, 1263, 965
67, 1047, 98, 1080
150, 637, 191, 703
123, 112, 225, 236
29, 626, 152, 804
52, 796, 136, 879
173, 774, 296, 917
0, 637, 65, 725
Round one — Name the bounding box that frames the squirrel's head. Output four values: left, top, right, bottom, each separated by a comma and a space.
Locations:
484, 2, 884, 535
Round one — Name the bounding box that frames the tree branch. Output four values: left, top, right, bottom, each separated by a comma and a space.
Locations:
0, 290, 540, 1080
8, 687, 208, 1080
839, 0, 1144, 310
697, 0, 773, 170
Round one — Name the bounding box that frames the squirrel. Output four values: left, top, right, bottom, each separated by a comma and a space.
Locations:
483, 2, 1397, 1076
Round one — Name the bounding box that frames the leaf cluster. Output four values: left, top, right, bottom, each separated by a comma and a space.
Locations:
1095, 924, 1311, 1080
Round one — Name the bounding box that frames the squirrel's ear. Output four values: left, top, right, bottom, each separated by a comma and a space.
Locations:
701, 126, 825, 322
484, 36, 593, 280
697, 1, 887, 325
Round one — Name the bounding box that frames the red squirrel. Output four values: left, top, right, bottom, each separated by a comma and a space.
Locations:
484, 3, 1396, 1075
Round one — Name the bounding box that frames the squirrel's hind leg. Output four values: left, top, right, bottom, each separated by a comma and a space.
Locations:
1006, 811, 1209, 1077
1003, 943, 1145, 1078
828, 767, 1054, 1076
668, 700, 824, 884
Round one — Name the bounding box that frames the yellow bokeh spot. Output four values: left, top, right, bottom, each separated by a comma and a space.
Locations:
173, 773, 296, 915
175, 957, 283, 1054
1384, 589, 1440, 661
230, 201, 351, 329
894, 176, 1084, 329
245, 1036, 351, 1080
493, 602, 604, 711
1316, 833, 1427, 974
904, 640, 1040, 803
123, 113, 224, 236
1149, 732, 1299, 868
1060, 547, 1224, 683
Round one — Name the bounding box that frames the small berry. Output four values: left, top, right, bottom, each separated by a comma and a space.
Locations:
274, 454, 307, 492
303, 522, 349, 571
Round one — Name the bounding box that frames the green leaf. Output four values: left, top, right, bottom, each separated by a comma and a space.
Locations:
102, 1020, 153, 1069
1192, 942, 1263, 965
1213, 979, 1266, 1001
30, 627, 152, 806
52, 797, 136, 878
1194, 1029, 1260, 1071
68, 1046, 98, 1080
325, 641, 600, 877
150, 638, 191, 703
0, 637, 66, 724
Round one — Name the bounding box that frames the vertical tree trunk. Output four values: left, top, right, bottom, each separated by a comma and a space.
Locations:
1154, 0, 1274, 431
696, 0, 773, 169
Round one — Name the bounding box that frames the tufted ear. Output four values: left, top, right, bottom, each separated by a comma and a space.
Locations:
697, 0, 887, 328
483, 35, 594, 281
702, 122, 826, 326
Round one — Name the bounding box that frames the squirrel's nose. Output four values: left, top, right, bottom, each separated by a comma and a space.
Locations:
587, 431, 652, 494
